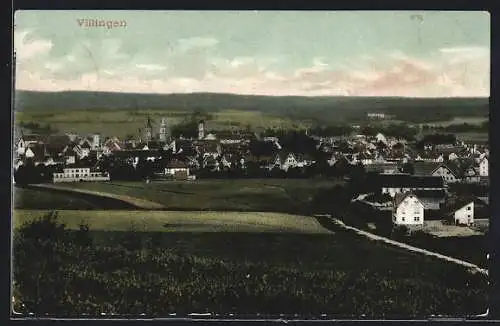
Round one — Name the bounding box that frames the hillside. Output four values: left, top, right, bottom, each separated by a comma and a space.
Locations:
15, 91, 489, 123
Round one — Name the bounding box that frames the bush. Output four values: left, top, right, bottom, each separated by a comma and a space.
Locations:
391, 225, 409, 241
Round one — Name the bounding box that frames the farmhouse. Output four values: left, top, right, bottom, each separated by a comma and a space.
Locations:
392, 191, 425, 226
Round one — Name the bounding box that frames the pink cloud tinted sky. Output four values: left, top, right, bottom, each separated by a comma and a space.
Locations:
14, 11, 490, 97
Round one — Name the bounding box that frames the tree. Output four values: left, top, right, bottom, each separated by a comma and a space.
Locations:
249, 139, 275, 158
13, 211, 69, 313
391, 225, 409, 240
310, 185, 355, 215
349, 162, 366, 189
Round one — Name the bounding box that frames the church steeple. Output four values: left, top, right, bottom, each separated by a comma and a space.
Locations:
159, 117, 168, 142
144, 115, 153, 141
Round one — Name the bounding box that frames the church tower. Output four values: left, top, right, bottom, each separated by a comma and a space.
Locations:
159, 117, 168, 142
198, 120, 205, 140
144, 116, 153, 141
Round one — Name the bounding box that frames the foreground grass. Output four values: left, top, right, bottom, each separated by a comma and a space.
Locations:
12, 211, 488, 317
13, 210, 330, 234
46, 179, 339, 213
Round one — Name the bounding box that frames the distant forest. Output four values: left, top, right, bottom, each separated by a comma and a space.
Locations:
15, 91, 489, 124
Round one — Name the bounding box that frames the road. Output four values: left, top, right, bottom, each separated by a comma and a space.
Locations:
317, 215, 488, 277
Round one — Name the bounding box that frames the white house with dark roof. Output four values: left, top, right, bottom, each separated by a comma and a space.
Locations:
392, 191, 425, 226
412, 162, 460, 184
445, 197, 475, 226
431, 164, 460, 183
479, 157, 488, 177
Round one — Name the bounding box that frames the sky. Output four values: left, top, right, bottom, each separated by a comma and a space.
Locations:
14, 11, 490, 97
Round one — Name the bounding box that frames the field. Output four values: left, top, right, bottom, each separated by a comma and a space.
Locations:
14, 108, 310, 138
14, 187, 109, 210
43, 179, 339, 213
421, 130, 488, 142
12, 209, 489, 317
421, 117, 488, 127
13, 210, 330, 234
453, 132, 489, 142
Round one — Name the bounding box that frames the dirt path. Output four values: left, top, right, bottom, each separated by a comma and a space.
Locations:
316, 215, 488, 277
30, 184, 166, 210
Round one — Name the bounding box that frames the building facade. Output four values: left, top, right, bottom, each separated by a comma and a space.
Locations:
53, 167, 110, 183
392, 192, 425, 226
452, 201, 474, 225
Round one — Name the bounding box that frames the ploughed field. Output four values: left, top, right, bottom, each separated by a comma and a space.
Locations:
12, 209, 488, 317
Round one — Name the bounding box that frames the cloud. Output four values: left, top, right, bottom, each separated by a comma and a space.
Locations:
15, 30, 53, 61
15, 41, 490, 97
135, 64, 167, 71
177, 36, 219, 52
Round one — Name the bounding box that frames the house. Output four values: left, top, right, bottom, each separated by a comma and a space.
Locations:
412, 162, 460, 184
17, 134, 45, 152
45, 134, 71, 159
102, 138, 122, 155
165, 160, 190, 177
113, 150, 161, 168
413, 190, 446, 211
431, 164, 460, 184
392, 191, 425, 226
464, 166, 481, 183
53, 165, 110, 183
23, 143, 46, 164
365, 162, 399, 174
445, 197, 475, 226
367, 174, 445, 198
73, 144, 90, 159
274, 152, 299, 171
375, 133, 387, 144
415, 152, 444, 162
479, 157, 488, 177
448, 152, 459, 161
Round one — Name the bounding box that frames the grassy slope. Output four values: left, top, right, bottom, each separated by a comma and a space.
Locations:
13, 210, 330, 234
51, 179, 338, 213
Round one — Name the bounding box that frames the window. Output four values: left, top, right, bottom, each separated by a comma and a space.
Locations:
467, 214, 471, 218
401, 210, 406, 215
467, 206, 471, 211
414, 216, 420, 222
402, 217, 405, 222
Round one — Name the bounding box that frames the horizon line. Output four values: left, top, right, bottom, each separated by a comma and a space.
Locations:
14, 89, 490, 99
